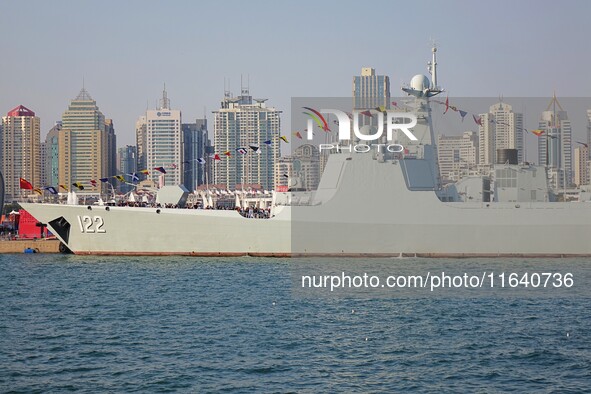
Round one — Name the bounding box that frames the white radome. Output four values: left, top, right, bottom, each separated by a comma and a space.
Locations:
410, 74, 430, 91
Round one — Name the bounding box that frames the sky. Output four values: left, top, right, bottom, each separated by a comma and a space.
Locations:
1, 0, 591, 154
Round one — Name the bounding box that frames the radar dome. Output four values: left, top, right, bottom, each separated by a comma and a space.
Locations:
410, 74, 430, 91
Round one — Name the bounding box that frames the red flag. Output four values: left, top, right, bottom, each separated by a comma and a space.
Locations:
224, 151, 231, 157
294, 131, 303, 139
214, 154, 221, 161
444, 97, 449, 114
473, 115, 483, 126
360, 110, 372, 117
19, 178, 33, 190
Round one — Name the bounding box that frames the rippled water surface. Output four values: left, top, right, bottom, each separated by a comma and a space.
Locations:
1, 255, 590, 392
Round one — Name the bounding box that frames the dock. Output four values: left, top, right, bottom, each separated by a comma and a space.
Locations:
0, 239, 61, 254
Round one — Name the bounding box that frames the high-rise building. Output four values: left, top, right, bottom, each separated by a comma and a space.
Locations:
1, 105, 41, 201
537, 94, 572, 189
182, 119, 209, 191
275, 144, 321, 191
574, 144, 589, 187
145, 87, 182, 186
213, 90, 281, 190
44, 122, 61, 189
117, 145, 137, 193
353, 67, 391, 110
59, 88, 116, 194
135, 116, 147, 174
437, 131, 479, 181
478, 102, 524, 165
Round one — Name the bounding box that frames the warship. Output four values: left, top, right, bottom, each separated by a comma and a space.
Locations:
21, 48, 591, 257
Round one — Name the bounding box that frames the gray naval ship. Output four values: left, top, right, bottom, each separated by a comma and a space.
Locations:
21, 50, 591, 257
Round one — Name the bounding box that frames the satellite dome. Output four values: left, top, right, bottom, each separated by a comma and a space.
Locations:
410, 74, 430, 91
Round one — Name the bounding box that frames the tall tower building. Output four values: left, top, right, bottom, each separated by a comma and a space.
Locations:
182, 118, 209, 191
574, 144, 589, 187
478, 102, 524, 165
353, 67, 391, 110
45, 122, 61, 189
213, 89, 281, 190
117, 145, 137, 193
59, 88, 115, 194
145, 86, 183, 186
135, 116, 147, 174
1, 105, 41, 201
537, 94, 572, 189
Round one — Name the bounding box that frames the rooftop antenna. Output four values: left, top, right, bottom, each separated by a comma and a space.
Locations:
160, 83, 170, 109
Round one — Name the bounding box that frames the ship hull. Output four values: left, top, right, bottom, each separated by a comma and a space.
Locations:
20, 154, 591, 257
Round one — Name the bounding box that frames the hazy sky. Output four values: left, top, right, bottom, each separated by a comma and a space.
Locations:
1, 0, 591, 149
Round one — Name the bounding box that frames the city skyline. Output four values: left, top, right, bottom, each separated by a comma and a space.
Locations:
2, 0, 591, 148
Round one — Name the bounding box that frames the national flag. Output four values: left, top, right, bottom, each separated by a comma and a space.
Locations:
444, 97, 449, 114
72, 182, 85, 190
99, 178, 109, 183
360, 110, 372, 117
236, 148, 248, 155
459, 110, 468, 121
114, 175, 125, 182
140, 169, 150, 175
473, 115, 483, 126
279, 136, 289, 143
249, 145, 260, 152
90, 179, 98, 187
127, 173, 139, 182
224, 151, 231, 157
43, 186, 58, 195
294, 131, 303, 139
59, 184, 69, 191
34, 188, 43, 195
197, 158, 206, 164
154, 167, 167, 174
19, 177, 33, 190
263, 140, 272, 145
531, 129, 544, 137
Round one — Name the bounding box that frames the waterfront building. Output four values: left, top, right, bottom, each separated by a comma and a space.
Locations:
478, 101, 524, 165
182, 119, 209, 191
437, 131, 479, 181
1, 105, 41, 201
145, 86, 182, 186
59, 88, 117, 194
213, 89, 280, 190
537, 94, 572, 189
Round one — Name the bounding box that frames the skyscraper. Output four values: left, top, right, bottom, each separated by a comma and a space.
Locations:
44, 122, 61, 190
145, 87, 182, 186
1, 105, 41, 201
574, 144, 589, 187
213, 89, 281, 190
59, 88, 116, 194
537, 94, 572, 189
275, 144, 321, 191
117, 145, 137, 193
478, 102, 524, 165
353, 67, 391, 110
135, 116, 147, 174
182, 119, 209, 191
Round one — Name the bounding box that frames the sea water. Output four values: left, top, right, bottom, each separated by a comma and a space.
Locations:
1, 254, 590, 392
